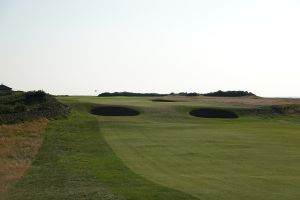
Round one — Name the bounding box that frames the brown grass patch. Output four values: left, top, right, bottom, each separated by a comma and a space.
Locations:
0, 119, 48, 199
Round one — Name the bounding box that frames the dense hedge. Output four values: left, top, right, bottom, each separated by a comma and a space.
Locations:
203, 90, 255, 97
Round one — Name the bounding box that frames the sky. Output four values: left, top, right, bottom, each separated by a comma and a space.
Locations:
0, 0, 300, 97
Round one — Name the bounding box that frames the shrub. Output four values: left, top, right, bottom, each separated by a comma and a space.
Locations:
0, 90, 69, 124
24, 90, 47, 105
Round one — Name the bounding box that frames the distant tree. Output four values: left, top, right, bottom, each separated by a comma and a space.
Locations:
203, 90, 255, 97
185, 92, 198, 96
98, 91, 201, 97
174, 92, 199, 96
98, 92, 166, 97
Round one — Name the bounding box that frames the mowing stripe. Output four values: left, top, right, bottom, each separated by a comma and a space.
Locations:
6, 111, 199, 200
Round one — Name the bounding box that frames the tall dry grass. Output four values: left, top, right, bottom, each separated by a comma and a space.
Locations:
0, 119, 48, 199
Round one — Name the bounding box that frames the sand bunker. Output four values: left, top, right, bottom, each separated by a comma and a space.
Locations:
190, 108, 238, 118
90, 106, 140, 116
152, 99, 177, 102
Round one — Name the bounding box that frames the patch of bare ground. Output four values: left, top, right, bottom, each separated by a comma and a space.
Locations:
0, 119, 48, 199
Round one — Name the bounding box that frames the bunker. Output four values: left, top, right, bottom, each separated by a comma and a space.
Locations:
90, 106, 140, 116
152, 99, 177, 102
190, 108, 238, 118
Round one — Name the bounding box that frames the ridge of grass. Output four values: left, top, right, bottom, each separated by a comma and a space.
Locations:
7, 109, 198, 200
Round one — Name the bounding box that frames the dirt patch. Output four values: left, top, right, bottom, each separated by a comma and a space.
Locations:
190, 108, 238, 118
152, 99, 177, 102
0, 119, 48, 198
90, 106, 140, 116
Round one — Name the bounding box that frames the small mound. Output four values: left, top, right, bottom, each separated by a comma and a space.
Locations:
190, 108, 238, 118
90, 106, 140, 116
152, 99, 177, 102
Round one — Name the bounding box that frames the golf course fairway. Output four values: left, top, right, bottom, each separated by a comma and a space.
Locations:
7, 96, 300, 200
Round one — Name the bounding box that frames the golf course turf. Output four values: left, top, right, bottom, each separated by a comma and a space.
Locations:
5, 96, 300, 200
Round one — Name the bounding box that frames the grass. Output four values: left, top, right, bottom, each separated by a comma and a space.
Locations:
6, 95, 300, 200
6, 108, 197, 200
0, 119, 48, 199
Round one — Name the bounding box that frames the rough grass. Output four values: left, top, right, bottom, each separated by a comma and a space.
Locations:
0, 119, 48, 199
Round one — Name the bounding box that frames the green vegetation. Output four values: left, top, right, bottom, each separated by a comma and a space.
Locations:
98, 90, 256, 97
204, 90, 255, 97
0, 91, 68, 124
98, 92, 199, 97
98, 91, 166, 97
6, 95, 300, 200
7, 107, 197, 200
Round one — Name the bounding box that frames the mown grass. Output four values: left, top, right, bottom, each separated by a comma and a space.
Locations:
62, 96, 300, 200
6, 95, 300, 200
6, 110, 198, 200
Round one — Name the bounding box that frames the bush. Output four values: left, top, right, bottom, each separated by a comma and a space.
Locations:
0, 90, 69, 124
14, 103, 27, 113
24, 90, 47, 105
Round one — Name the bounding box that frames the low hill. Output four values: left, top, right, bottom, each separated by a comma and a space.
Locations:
0, 90, 68, 124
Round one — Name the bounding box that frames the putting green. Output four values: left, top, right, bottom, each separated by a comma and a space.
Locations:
84, 96, 300, 200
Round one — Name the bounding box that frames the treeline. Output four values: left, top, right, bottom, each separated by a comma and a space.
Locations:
98, 92, 199, 97
98, 91, 255, 97
98, 92, 166, 97
203, 90, 255, 97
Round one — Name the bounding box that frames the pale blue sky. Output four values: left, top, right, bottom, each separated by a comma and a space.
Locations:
1, 0, 299, 96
